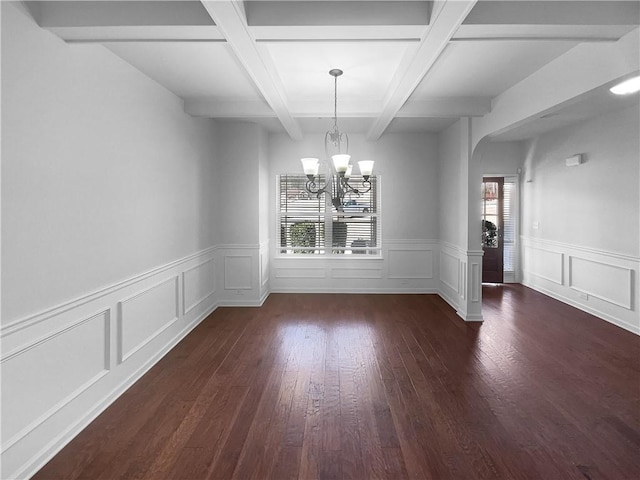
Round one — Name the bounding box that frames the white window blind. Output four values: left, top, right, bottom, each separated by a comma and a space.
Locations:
277, 174, 381, 256
503, 180, 517, 272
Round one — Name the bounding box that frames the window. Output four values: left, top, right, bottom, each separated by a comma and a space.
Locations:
277, 174, 381, 256
503, 179, 517, 273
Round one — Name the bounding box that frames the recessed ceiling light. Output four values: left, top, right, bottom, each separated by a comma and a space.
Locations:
610, 75, 640, 95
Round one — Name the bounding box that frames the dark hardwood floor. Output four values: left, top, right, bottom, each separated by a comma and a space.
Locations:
34, 286, 640, 479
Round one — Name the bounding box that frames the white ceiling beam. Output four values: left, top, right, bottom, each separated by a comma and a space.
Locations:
473, 28, 640, 145
185, 96, 490, 119
366, 0, 478, 140
185, 98, 380, 118
200, 0, 303, 140
251, 25, 425, 42
452, 24, 637, 43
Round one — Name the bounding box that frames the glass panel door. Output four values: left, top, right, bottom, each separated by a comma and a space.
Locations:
482, 177, 504, 283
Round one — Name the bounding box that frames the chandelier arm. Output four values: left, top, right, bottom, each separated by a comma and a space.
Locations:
316, 187, 329, 199
341, 180, 357, 195
305, 178, 324, 196
358, 180, 372, 194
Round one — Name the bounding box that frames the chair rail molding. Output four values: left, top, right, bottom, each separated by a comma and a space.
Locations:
1, 246, 221, 480
521, 236, 639, 335
270, 238, 439, 294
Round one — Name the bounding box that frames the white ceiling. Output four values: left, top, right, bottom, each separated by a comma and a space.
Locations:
105, 42, 261, 99
409, 40, 578, 98
31, 0, 640, 141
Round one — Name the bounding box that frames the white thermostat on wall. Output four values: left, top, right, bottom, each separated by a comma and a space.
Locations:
565, 154, 583, 167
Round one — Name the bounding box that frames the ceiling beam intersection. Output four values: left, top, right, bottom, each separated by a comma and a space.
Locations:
366, 0, 478, 140
200, 0, 303, 140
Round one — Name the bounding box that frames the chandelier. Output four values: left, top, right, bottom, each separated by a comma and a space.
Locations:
300, 69, 374, 211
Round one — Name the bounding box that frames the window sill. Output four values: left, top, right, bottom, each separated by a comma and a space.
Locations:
274, 254, 384, 261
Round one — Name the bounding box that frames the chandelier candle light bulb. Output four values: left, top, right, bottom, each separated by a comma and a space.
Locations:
301, 157, 320, 178
345, 164, 353, 179
332, 154, 351, 175
358, 160, 374, 180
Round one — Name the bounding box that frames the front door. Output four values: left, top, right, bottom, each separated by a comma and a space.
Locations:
482, 177, 504, 283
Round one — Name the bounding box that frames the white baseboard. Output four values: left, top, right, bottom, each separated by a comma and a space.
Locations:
1, 245, 226, 480
270, 287, 439, 294
437, 288, 459, 313
12, 301, 218, 480
521, 236, 639, 336
522, 281, 639, 335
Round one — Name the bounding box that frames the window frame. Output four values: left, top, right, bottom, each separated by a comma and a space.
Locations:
275, 173, 382, 258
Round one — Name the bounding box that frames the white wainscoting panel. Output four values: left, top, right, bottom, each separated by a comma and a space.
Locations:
270, 240, 438, 293
388, 249, 433, 279
439, 249, 459, 293
471, 261, 481, 302
1, 247, 220, 480
260, 247, 269, 288
569, 256, 633, 310
259, 242, 270, 302
183, 259, 216, 315
436, 244, 484, 322
524, 245, 564, 285
275, 266, 326, 279
1, 309, 110, 452
224, 255, 253, 290
522, 236, 639, 335
331, 267, 383, 279
118, 276, 179, 363
217, 246, 265, 306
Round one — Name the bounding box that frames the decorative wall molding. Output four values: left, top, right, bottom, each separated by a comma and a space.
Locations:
522, 280, 639, 335
522, 236, 639, 335
568, 256, 633, 310
1, 309, 111, 454
439, 249, 459, 293
274, 266, 326, 279
117, 276, 180, 363
471, 262, 480, 302
1, 246, 220, 480
521, 236, 640, 263
1, 246, 217, 337
388, 248, 433, 279
331, 267, 383, 279
458, 251, 484, 322
12, 236, 635, 479
459, 260, 467, 301
182, 258, 217, 315
260, 251, 269, 287
270, 239, 438, 293
224, 255, 253, 290
523, 244, 564, 285
436, 244, 484, 322
8, 300, 219, 480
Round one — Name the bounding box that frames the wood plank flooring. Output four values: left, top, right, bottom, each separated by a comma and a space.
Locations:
34, 286, 640, 479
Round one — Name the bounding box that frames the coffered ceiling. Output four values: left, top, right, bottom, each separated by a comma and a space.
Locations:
27, 0, 640, 140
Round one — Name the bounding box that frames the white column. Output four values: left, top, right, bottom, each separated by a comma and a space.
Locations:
458, 118, 484, 321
